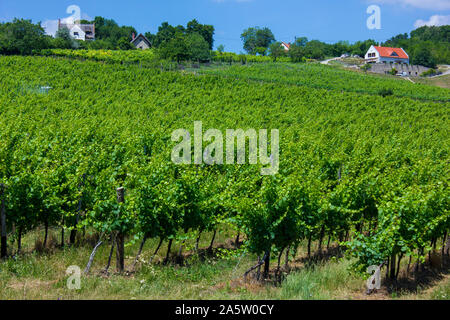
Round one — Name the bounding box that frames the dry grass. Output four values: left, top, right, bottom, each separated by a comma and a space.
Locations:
414, 74, 450, 89
0, 228, 449, 300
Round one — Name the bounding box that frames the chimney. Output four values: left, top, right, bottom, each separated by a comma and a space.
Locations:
132, 33, 135, 41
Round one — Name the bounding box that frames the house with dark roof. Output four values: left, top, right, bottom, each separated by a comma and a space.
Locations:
58, 20, 95, 41
130, 33, 152, 50
365, 46, 409, 64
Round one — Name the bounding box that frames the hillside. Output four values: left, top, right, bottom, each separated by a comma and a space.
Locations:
0, 55, 448, 300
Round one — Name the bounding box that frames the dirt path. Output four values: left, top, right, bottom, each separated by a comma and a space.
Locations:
320, 57, 340, 65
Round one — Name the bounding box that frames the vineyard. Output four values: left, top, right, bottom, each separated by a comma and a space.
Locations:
0, 54, 449, 299
199, 63, 450, 101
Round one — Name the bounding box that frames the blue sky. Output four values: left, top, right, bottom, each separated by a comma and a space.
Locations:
0, 0, 449, 52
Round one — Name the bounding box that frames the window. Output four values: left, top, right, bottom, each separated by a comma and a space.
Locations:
74, 32, 79, 36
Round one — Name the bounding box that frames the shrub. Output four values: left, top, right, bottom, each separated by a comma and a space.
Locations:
389, 68, 398, 76
378, 88, 393, 97
420, 69, 438, 77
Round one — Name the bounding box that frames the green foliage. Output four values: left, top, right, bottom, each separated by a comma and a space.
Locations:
216, 44, 225, 54
149, 20, 214, 50
378, 88, 394, 97
0, 19, 51, 55
412, 45, 437, 68
420, 69, 438, 77
116, 37, 136, 51
384, 25, 449, 65
269, 42, 287, 62
241, 27, 275, 55
199, 63, 449, 101
158, 32, 189, 62
389, 68, 398, 76
186, 33, 211, 62
0, 55, 448, 284
54, 27, 78, 49
360, 64, 372, 73
93, 16, 136, 46
186, 19, 215, 50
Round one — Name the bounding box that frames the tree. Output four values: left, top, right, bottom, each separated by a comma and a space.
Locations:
152, 22, 178, 48
186, 19, 215, 50
186, 32, 211, 62
350, 39, 377, 57
412, 45, 437, 68
294, 37, 308, 47
217, 44, 225, 54
93, 16, 136, 46
144, 32, 155, 46
241, 27, 275, 55
116, 37, 135, 50
54, 27, 77, 49
269, 42, 285, 62
411, 25, 450, 42
302, 40, 327, 60
0, 19, 50, 55
158, 32, 189, 63
288, 37, 308, 62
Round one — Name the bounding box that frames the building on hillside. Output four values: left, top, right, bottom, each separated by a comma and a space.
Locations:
130, 33, 152, 50
281, 42, 291, 52
365, 45, 409, 64
58, 20, 95, 41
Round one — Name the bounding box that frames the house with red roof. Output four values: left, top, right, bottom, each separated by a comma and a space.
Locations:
281, 42, 291, 52
365, 45, 409, 64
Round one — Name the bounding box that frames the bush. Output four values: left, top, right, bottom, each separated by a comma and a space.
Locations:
389, 68, 398, 76
378, 88, 393, 97
420, 69, 438, 77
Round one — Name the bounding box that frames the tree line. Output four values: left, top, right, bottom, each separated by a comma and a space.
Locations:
0, 18, 214, 62
0, 17, 448, 68
241, 25, 449, 68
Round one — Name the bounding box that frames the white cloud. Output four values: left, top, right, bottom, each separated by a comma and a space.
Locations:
369, 0, 450, 10
414, 15, 450, 28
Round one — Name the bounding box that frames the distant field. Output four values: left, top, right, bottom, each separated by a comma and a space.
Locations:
198, 62, 450, 101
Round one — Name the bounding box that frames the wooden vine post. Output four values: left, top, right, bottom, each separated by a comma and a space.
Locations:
1, 183, 7, 258
116, 187, 125, 272
70, 173, 86, 245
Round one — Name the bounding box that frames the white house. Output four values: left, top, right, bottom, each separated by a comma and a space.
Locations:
58, 20, 95, 41
68, 24, 85, 41
365, 45, 409, 64
130, 33, 152, 50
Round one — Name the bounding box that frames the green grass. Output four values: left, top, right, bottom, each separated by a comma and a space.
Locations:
1, 228, 448, 300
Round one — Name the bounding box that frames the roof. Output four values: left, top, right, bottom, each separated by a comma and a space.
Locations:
59, 23, 94, 33
374, 46, 409, 59
131, 33, 152, 47
58, 22, 95, 39
281, 42, 291, 49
